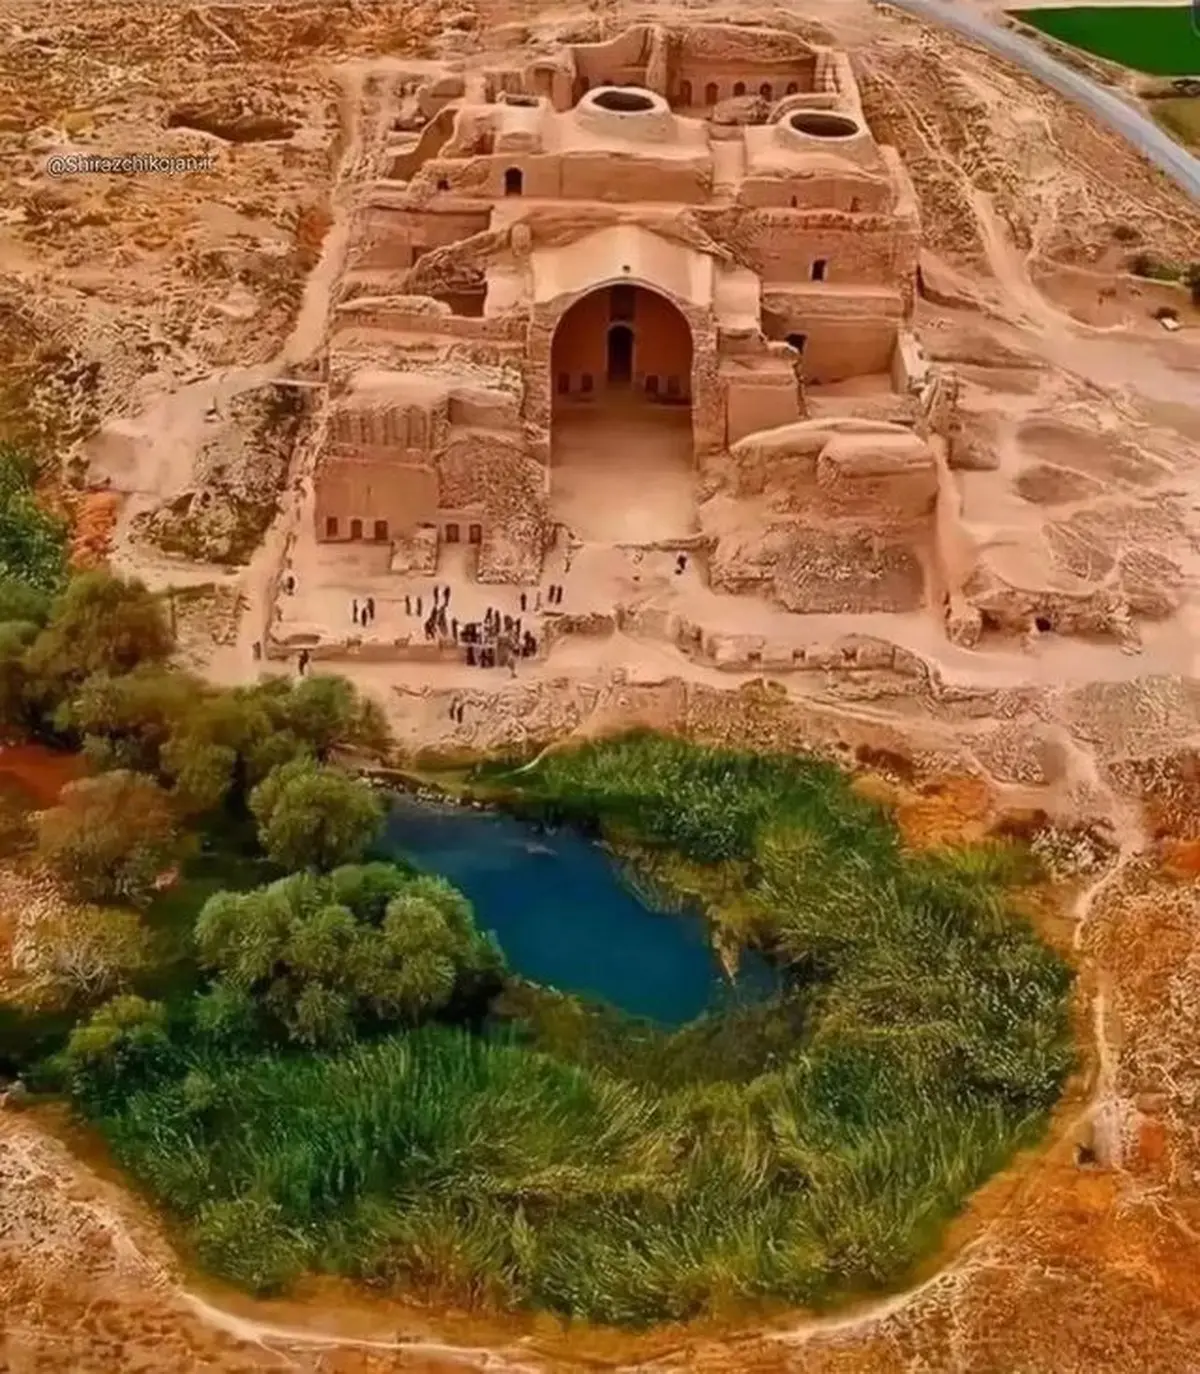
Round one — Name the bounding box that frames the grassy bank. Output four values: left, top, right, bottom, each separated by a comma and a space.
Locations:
1013, 6, 1200, 76
78, 733, 1073, 1325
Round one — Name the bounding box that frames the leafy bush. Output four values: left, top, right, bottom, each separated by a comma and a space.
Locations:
0, 444, 68, 594
36, 770, 184, 905
249, 757, 384, 871
26, 571, 173, 688
31, 905, 154, 1008
193, 863, 504, 1047
62, 994, 174, 1110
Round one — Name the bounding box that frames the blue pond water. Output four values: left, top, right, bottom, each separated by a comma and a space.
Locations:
382, 796, 775, 1027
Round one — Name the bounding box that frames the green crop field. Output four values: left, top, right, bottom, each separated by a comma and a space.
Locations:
1014, 6, 1200, 75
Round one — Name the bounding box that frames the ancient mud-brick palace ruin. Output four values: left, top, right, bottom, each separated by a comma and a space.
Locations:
312, 22, 960, 615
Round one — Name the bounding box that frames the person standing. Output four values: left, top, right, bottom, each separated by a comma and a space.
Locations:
352, 598, 359, 622
366, 596, 375, 621
405, 594, 412, 616
520, 591, 527, 612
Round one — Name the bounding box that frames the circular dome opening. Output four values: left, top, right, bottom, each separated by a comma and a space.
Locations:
592, 88, 656, 114
789, 110, 859, 139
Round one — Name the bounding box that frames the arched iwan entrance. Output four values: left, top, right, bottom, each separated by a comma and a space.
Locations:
551, 283, 693, 404
548, 283, 696, 542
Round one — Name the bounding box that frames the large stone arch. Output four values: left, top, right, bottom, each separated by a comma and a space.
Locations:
525, 277, 722, 463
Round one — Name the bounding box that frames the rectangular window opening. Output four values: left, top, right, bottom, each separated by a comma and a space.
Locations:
610, 284, 635, 321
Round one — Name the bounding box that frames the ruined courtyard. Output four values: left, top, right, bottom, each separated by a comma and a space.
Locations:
72, 7, 1200, 724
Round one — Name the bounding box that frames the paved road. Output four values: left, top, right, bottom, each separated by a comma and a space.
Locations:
880, 0, 1200, 202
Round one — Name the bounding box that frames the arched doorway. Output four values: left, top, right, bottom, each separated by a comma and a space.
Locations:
551, 283, 693, 406
607, 324, 633, 384
548, 283, 696, 542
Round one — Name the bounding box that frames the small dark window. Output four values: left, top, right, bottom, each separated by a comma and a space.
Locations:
646, 374, 659, 395
504, 167, 523, 196
733, 81, 746, 97
665, 375, 680, 398
557, 372, 570, 394
704, 82, 719, 105
374, 520, 388, 541
790, 196, 797, 208
350, 518, 363, 540
786, 82, 799, 95
811, 258, 827, 282
436, 177, 450, 191
581, 373, 593, 393
325, 516, 339, 538
445, 523, 460, 543
1035, 615, 1053, 633
610, 283, 635, 321
679, 80, 692, 106
786, 333, 807, 354
759, 83, 772, 99
468, 523, 483, 545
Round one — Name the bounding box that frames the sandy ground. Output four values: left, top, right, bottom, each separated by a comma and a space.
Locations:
5, 0, 1200, 1368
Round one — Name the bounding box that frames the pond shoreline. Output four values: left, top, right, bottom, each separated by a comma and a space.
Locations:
379, 776, 774, 1025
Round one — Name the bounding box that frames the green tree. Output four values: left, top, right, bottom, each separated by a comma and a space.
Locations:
273, 673, 390, 760
58, 665, 203, 774
157, 675, 389, 817
61, 993, 173, 1107
25, 571, 173, 690
194, 864, 504, 1047
0, 619, 40, 738
37, 770, 184, 905
0, 574, 53, 626
249, 757, 383, 871
0, 444, 68, 593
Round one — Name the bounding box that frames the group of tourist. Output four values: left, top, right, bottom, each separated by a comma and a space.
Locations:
514, 584, 566, 612
462, 605, 538, 675
350, 597, 376, 627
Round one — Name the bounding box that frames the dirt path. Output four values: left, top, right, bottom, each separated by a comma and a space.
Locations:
206, 64, 375, 688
